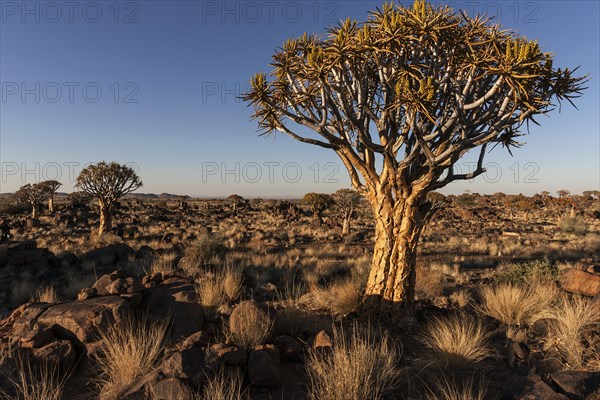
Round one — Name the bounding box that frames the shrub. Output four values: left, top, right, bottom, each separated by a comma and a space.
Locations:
301, 279, 362, 315
415, 265, 445, 299
558, 215, 588, 235
496, 260, 561, 284
425, 375, 489, 400
420, 313, 489, 367
307, 324, 400, 400
186, 235, 227, 267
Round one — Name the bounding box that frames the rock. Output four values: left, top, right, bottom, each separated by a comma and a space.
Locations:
229, 300, 277, 343
37, 296, 130, 346
505, 375, 569, 400
78, 287, 97, 301
550, 371, 600, 400
106, 277, 144, 295
142, 272, 162, 286
210, 343, 247, 366
92, 274, 116, 296
120, 292, 143, 307
560, 269, 600, 297
30, 339, 77, 370
19, 323, 54, 348
150, 378, 194, 400
313, 330, 333, 349
248, 344, 280, 387
144, 277, 204, 341
159, 346, 207, 388
81, 244, 135, 267
274, 335, 303, 361
181, 330, 210, 349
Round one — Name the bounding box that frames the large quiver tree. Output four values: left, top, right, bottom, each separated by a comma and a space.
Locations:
243, 0, 586, 319
76, 162, 142, 236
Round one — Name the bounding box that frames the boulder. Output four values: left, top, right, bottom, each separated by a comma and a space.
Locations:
550, 371, 600, 400
229, 300, 277, 342
144, 277, 204, 341
504, 375, 569, 400
106, 277, 144, 295
274, 335, 303, 361
248, 344, 280, 387
559, 269, 600, 297
37, 296, 130, 347
159, 346, 208, 388
150, 378, 194, 400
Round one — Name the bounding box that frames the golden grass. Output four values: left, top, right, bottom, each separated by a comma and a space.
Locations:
415, 264, 445, 299
478, 281, 557, 327
196, 273, 226, 309
8, 357, 66, 400
96, 315, 168, 397
302, 279, 362, 315
306, 324, 400, 400
420, 313, 489, 367
425, 375, 489, 400
31, 286, 60, 304
222, 266, 244, 302
449, 289, 472, 308
548, 295, 600, 370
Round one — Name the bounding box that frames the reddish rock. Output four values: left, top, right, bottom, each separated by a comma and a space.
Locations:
37, 296, 130, 345
560, 269, 600, 297
274, 335, 303, 361
77, 287, 97, 301
107, 277, 144, 295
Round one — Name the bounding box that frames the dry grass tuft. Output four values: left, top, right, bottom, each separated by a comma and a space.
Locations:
449, 289, 472, 308
222, 266, 244, 302
196, 273, 226, 309
8, 356, 66, 400
548, 295, 600, 369
96, 315, 168, 397
420, 313, 490, 368
302, 279, 362, 315
306, 324, 401, 400
415, 264, 446, 299
478, 281, 557, 327
425, 375, 489, 400
200, 369, 249, 400
31, 286, 60, 304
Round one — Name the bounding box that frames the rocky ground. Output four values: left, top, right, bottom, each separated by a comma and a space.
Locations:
0, 193, 599, 399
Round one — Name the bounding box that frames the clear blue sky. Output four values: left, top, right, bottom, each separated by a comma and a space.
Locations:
1, 0, 598, 197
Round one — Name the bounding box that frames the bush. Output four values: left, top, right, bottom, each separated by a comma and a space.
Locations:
186, 234, 227, 267
558, 216, 588, 235
496, 260, 561, 284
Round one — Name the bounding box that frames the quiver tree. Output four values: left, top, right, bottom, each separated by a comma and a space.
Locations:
302, 192, 334, 224
14, 183, 50, 219
76, 162, 142, 235
243, 0, 586, 318
333, 188, 364, 235
39, 180, 62, 213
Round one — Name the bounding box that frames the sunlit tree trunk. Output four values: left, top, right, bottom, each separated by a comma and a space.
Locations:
98, 200, 112, 235
362, 185, 429, 318
48, 196, 54, 213
31, 203, 38, 219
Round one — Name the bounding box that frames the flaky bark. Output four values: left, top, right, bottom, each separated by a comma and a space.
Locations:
98, 201, 112, 235
362, 185, 429, 317
48, 196, 54, 213
31, 203, 38, 219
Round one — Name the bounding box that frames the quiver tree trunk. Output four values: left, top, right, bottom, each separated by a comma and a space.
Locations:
98, 201, 112, 236
48, 196, 54, 213
341, 215, 351, 236
31, 203, 38, 219
362, 189, 432, 318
